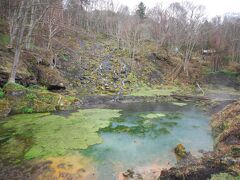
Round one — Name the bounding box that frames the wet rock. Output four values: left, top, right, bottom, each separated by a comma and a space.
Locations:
123, 169, 134, 178
134, 173, 143, 180
174, 144, 187, 160
177, 152, 199, 167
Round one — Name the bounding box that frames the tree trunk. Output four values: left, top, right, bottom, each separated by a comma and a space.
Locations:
8, 46, 21, 83
8, 0, 28, 83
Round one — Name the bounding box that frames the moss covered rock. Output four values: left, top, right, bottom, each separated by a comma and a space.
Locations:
0, 99, 11, 118
3, 83, 76, 114
174, 144, 187, 160
36, 65, 67, 90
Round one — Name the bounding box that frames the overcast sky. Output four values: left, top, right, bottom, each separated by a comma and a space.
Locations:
113, 0, 240, 18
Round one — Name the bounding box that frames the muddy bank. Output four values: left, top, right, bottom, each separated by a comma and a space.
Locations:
77, 93, 219, 108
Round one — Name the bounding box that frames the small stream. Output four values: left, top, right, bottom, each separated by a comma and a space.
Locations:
0, 102, 213, 180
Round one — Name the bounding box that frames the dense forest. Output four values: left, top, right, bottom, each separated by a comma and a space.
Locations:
0, 0, 239, 180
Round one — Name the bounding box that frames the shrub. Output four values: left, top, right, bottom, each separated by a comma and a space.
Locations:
21, 107, 34, 114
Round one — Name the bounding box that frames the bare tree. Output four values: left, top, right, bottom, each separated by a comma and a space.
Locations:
181, 2, 205, 76
25, 0, 50, 49
8, 0, 53, 83
148, 4, 169, 52
8, 0, 29, 83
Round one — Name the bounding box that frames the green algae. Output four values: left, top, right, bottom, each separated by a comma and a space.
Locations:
101, 125, 147, 135
99, 111, 181, 137
140, 113, 166, 119
0, 137, 32, 163
1, 109, 121, 159
172, 102, 188, 107
137, 112, 181, 121
130, 85, 179, 97
165, 113, 182, 120
101, 123, 171, 138
160, 121, 178, 127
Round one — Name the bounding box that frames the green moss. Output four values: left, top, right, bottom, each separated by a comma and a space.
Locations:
0, 88, 4, 98
21, 107, 34, 114
211, 173, 239, 180
131, 84, 179, 97
0, 34, 10, 46
0, 99, 11, 118
2, 109, 121, 159
28, 85, 48, 92
3, 83, 27, 92
25, 93, 37, 100
3, 83, 75, 114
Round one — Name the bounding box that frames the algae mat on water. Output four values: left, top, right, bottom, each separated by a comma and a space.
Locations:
1, 109, 121, 160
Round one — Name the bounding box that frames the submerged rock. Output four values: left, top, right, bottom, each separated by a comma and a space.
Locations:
123, 169, 134, 178
174, 144, 187, 160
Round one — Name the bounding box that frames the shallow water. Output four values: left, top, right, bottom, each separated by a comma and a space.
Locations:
0, 102, 213, 179
82, 102, 213, 179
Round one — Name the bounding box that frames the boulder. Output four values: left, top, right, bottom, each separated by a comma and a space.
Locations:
36, 65, 67, 91
0, 99, 11, 118
174, 144, 187, 160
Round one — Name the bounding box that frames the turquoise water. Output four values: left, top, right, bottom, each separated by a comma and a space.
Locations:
0, 102, 213, 179
81, 102, 214, 179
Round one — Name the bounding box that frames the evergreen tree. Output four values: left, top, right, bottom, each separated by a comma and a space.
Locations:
136, 2, 146, 20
